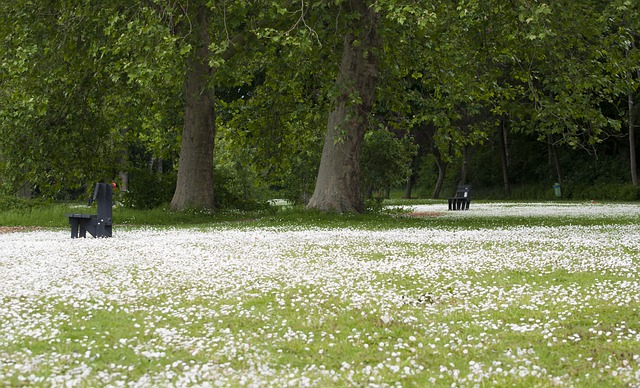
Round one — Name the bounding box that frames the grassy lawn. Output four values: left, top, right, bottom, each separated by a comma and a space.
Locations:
0, 201, 639, 386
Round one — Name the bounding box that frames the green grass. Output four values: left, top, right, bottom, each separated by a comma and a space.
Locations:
2, 200, 639, 385
1, 199, 637, 230
12, 273, 636, 386
0, 203, 272, 228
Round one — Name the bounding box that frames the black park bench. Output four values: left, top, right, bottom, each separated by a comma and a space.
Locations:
66, 183, 113, 238
448, 185, 471, 211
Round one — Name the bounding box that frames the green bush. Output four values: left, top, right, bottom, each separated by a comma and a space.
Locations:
364, 196, 385, 213
121, 169, 176, 209
213, 165, 270, 211
503, 184, 557, 200
0, 195, 47, 212
361, 130, 417, 198
564, 183, 639, 201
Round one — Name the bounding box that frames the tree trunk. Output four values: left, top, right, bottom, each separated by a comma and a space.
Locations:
459, 145, 470, 186
629, 38, 639, 188
548, 134, 563, 186
170, 4, 215, 211
118, 172, 128, 193
630, 92, 638, 187
432, 150, 447, 199
404, 170, 416, 199
306, 0, 380, 213
404, 154, 421, 199
499, 117, 511, 196
117, 128, 128, 192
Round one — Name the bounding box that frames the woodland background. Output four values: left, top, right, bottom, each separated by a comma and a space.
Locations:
1, 0, 638, 212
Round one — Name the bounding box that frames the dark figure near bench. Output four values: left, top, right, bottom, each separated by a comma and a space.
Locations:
66, 183, 113, 238
448, 185, 471, 210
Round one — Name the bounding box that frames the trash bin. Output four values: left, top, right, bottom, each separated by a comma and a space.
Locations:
553, 183, 562, 198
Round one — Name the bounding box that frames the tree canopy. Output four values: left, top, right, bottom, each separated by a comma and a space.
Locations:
1, 0, 638, 209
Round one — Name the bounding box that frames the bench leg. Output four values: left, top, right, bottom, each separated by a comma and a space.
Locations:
69, 219, 79, 238
96, 221, 103, 238
447, 198, 470, 211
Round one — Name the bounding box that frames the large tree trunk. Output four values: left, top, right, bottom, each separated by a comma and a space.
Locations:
170, 5, 215, 211
306, 0, 380, 213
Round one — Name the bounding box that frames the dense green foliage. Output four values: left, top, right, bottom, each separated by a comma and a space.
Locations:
0, 0, 638, 210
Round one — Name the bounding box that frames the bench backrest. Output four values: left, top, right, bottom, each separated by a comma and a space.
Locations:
93, 183, 113, 222
455, 185, 471, 199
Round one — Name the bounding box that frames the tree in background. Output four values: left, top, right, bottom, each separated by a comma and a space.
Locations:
305, 0, 381, 213
2, 0, 639, 208
361, 128, 417, 198
168, 1, 216, 210
0, 1, 183, 198
0, 1, 120, 197
602, 0, 640, 187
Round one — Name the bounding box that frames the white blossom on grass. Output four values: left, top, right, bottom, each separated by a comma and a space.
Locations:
0, 202, 639, 386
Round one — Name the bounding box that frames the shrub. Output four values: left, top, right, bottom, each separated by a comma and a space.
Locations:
121, 169, 176, 209
361, 129, 417, 198
566, 183, 640, 201
0, 195, 47, 212
213, 165, 270, 211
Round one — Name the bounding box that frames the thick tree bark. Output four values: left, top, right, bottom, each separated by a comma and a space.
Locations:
170, 5, 215, 211
306, 0, 380, 213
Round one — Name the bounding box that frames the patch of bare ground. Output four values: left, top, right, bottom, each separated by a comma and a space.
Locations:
0, 226, 44, 234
